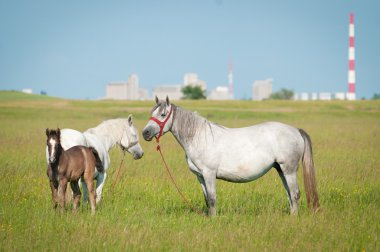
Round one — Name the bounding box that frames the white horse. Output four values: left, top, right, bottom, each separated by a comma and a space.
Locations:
46, 115, 144, 203
142, 97, 320, 216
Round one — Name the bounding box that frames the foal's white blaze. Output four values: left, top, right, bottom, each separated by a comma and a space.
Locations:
49, 138, 57, 162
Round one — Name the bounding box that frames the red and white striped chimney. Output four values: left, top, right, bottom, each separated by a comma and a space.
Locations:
228, 59, 234, 99
347, 13, 356, 100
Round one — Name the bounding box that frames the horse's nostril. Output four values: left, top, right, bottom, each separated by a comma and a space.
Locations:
143, 129, 150, 138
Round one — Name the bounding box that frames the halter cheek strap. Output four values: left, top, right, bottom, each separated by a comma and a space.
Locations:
149, 105, 173, 143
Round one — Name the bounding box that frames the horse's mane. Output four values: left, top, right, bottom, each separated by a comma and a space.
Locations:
171, 104, 225, 144
85, 118, 129, 140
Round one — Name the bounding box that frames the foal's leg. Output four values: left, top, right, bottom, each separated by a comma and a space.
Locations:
95, 172, 107, 204
70, 181, 81, 213
47, 165, 58, 208
58, 178, 68, 212
86, 178, 96, 215
84, 166, 96, 215
81, 178, 89, 203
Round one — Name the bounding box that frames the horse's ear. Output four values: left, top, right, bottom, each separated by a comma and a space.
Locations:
57, 128, 61, 139
155, 96, 159, 104
128, 115, 133, 126
166, 96, 170, 106
46, 128, 50, 137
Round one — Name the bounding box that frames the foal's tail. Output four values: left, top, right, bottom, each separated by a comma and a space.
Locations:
299, 129, 320, 212
89, 147, 104, 173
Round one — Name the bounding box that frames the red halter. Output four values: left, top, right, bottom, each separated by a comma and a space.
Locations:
149, 105, 173, 143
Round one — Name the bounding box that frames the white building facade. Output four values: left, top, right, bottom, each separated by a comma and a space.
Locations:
152, 85, 183, 100
183, 73, 207, 90
106, 74, 148, 100
153, 73, 207, 100
208, 86, 231, 100
252, 79, 273, 100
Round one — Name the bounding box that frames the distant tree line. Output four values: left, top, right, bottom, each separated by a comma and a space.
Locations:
372, 93, 380, 100
180, 85, 379, 100
181, 85, 206, 100
270, 88, 294, 100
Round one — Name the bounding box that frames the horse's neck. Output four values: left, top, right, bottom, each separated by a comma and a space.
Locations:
85, 131, 115, 152
50, 144, 63, 170
170, 105, 214, 152
95, 134, 116, 152
85, 120, 123, 151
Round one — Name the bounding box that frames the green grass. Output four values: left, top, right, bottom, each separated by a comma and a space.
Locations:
0, 91, 379, 251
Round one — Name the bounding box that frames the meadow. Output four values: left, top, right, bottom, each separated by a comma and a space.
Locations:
0, 91, 379, 251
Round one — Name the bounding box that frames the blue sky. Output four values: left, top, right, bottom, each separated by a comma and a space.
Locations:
0, 0, 379, 99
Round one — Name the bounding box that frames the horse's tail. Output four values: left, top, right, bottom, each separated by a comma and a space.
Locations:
299, 129, 320, 212
89, 147, 104, 173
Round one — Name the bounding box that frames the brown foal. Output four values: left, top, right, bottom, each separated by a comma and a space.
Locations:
46, 128, 103, 214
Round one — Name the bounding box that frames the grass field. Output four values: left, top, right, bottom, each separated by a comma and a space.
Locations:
0, 91, 379, 251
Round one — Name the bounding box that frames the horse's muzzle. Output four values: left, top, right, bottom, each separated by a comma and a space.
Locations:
134, 152, 144, 160
142, 128, 153, 141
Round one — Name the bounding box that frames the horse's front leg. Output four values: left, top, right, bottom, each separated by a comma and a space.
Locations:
187, 157, 209, 208
203, 170, 217, 217
196, 175, 209, 208
58, 178, 68, 212
95, 172, 107, 204
47, 164, 58, 208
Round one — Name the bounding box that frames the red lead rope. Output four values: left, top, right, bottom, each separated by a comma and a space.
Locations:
155, 139, 205, 217
111, 152, 126, 193
150, 106, 205, 216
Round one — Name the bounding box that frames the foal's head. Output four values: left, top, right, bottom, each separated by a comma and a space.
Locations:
46, 128, 61, 163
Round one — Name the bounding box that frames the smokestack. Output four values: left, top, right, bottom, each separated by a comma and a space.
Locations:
347, 13, 356, 100
228, 59, 234, 99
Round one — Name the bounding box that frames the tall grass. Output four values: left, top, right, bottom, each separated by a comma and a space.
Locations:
0, 91, 379, 251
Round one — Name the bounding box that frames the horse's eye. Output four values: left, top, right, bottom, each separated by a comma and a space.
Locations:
161, 113, 166, 117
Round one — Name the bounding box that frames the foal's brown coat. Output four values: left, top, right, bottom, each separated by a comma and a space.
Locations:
46, 128, 103, 214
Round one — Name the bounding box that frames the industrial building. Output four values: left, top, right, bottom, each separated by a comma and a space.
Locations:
252, 79, 273, 100
106, 74, 148, 100
153, 73, 207, 100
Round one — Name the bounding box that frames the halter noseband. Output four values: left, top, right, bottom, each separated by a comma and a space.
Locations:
149, 105, 173, 143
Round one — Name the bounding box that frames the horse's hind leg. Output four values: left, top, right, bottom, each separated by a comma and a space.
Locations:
81, 178, 88, 204
284, 172, 300, 215
275, 163, 300, 215
70, 181, 81, 213
85, 178, 96, 215
95, 172, 107, 204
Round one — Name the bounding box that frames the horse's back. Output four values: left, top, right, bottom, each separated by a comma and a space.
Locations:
60, 129, 87, 150
83, 132, 110, 170
243, 122, 304, 170
211, 121, 304, 182
62, 146, 96, 180
245, 121, 304, 158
